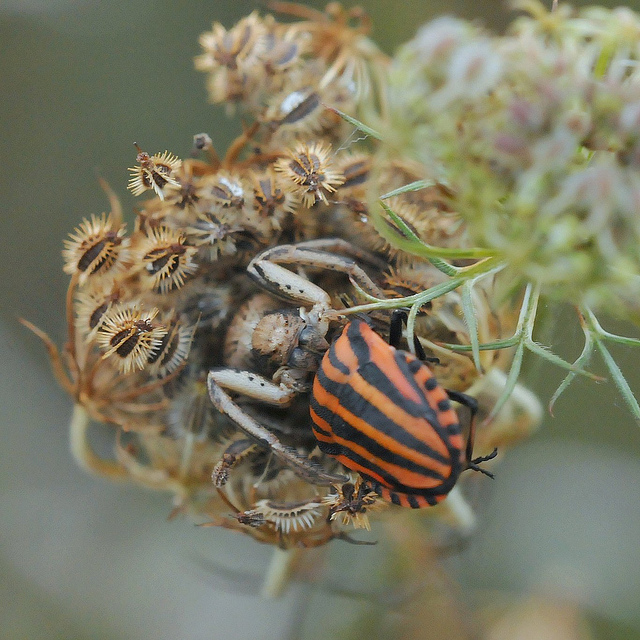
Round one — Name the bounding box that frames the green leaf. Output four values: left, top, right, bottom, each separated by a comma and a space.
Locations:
548, 332, 595, 416
483, 341, 525, 426
595, 340, 640, 423
581, 307, 640, 423
461, 280, 483, 372
526, 341, 600, 380
379, 180, 436, 200
327, 107, 383, 140
376, 202, 495, 261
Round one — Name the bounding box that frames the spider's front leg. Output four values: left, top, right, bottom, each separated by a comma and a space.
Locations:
207, 369, 346, 486
247, 240, 386, 328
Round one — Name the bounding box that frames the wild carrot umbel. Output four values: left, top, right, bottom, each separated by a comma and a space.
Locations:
25, 1, 640, 554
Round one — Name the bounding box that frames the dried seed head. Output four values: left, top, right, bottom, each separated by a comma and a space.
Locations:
323, 477, 385, 531
376, 196, 464, 262
207, 172, 247, 209
96, 306, 168, 374
128, 146, 182, 201
271, 2, 385, 102
146, 318, 194, 378
252, 172, 298, 221
264, 77, 356, 147
136, 226, 198, 294
196, 12, 265, 73
185, 210, 243, 261
195, 12, 268, 104
75, 286, 122, 337
250, 499, 324, 534
258, 24, 306, 75
35, 4, 554, 551
381, 266, 435, 313
163, 166, 201, 212
274, 141, 344, 207
336, 153, 371, 192
62, 213, 128, 283
266, 89, 322, 130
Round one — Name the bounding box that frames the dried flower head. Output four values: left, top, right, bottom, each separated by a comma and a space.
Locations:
135, 226, 198, 294
185, 210, 243, 260
258, 20, 306, 75
374, 197, 464, 263
163, 168, 201, 213
62, 213, 128, 284
251, 171, 297, 221
207, 172, 247, 209
195, 12, 264, 74
246, 499, 324, 534
27, 3, 561, 559
146, 318, 194, 378
96, 306, 168, 374
265, 88, 323, 132
195, 12, 268, 104
75, 286, 122, 337
323, 476, 386, 531
270, 1, 388, 101
128, 146, 182, 201
336, 152, 370, 192
275, 141, 344, 207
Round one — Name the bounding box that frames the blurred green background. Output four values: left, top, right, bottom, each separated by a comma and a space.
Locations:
2, 1, 640, 638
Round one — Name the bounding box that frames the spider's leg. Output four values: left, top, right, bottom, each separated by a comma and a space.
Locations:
207, 373, 346, 485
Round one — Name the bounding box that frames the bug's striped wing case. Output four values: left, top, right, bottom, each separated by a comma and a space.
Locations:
310, 320, 466, 508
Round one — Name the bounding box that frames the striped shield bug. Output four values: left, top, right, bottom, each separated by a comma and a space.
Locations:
310, 318, 497, 508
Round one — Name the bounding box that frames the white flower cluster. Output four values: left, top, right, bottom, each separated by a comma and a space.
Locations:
386, 1, 640, 318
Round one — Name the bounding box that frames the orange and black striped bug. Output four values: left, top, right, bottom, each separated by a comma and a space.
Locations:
310, 316, 497, 508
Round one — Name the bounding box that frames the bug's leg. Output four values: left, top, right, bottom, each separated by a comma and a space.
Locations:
468, 448, 498, 478
414, 338, 441, 364
446, 389, 497, 477
446, 389, 478, 419
389, 310, 405, 349
389, 310, 439, 364
446, 389, 478, 467
207, 372, 347, 486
